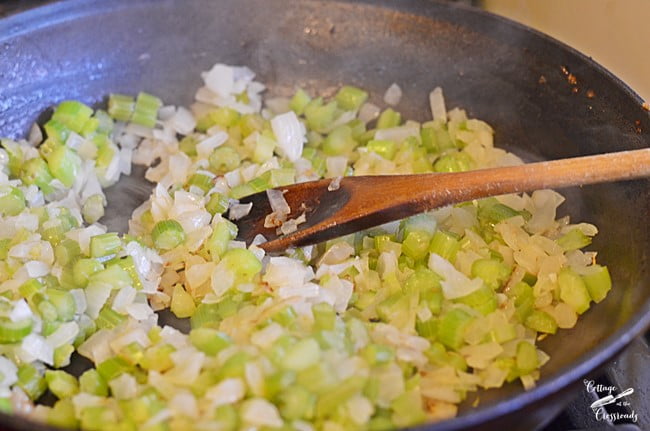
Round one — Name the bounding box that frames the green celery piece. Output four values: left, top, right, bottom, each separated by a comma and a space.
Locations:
455, 285, 497, 315
282, 338, 321, 372
117, 341, 144, 366
376, 108, 401, 129
558, 268, 591, 314
360, 344, 395, 366
557, 228, 592, 251
140, 344, 175, 372
1, 139, 24, 177
271, 305, 298, 328
428, 230, 461, 263
434, 151, 474, 172
108, 255, 142, 290
252, 133, 276, 163
80, 117, 99, 137
47, 399, 79, 429
206, 219, 236, 259
367, 139, 397, 160
43, 119, 70, 144
80, 406, 118, 431
311, 302, 336, 331
0, 185, 25, 216
219, 248, 262, 284
402, 231, 433, 261
131, 92, 162, 128
335, 86, 368, 112
89, 232, 122, 258
322, 125, 358, 156
79, 369, 108, 396
437, 308, 474, 350
315, 375, 366, 418
209, 146, 241, 174
391, 389, 428, 428
179, 134, 199, 157
96, 357, 132, 381
581, 265, 612, 303
21, 157, 55, 195
305, 100, 338, 133
82, 194, 105, 224
278, 385, 316, 421
151, 220, 186, 250
471, 258, 512, 290
0, 317, 33, 344
93, 110, 114, 135
206, 192, 229, 216
229, 182, 257, 199
17, 363, 47, 400
47, 288, 76, 321
170, 284, 196, 318
525, 310, 558, 334
478, 198, 530, 225
238, 113, 266, 137
196, 107, 240, 132
515, 341, 539, 375
189, 328, 232, 355
73, 258, 104, 288
216, 351, 249, 380
52, 100, 93, 133
289, 88, 312, 116
108, 94, 135, 122
45, 370, 79, 399
53, 344, 75, 368
377, 292, 416, 331
415, 317, 438, 339
96, 307, 127, 329
54, 238, 81, 267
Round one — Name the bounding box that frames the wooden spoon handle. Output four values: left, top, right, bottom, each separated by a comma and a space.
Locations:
405, 147, 650, 209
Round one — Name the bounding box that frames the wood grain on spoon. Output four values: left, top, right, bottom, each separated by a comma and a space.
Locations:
234, 148, 650, 253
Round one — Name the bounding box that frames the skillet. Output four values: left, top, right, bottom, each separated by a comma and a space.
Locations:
0, 1, 648, 430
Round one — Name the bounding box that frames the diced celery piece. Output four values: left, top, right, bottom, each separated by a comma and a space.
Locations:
47, 288, 76, 321
525, 310, 558, 334
312, 302, 336, 331
557, 228, 592, 251
391, 389, 428, 428
454, 285, 497, 315
21, 157, 55, 195
53, 344, 75, 368
96, 307, 127, 329
415, 317, 438, 339
151, 220, 186, 250
0, 317, 33, 343
376, 108, 401, 129
47, 399, 79, 429
206, 192, 229, 216
219, 248, 262, 284
79, 369, 108, 396
97, 357, 132, 381
131, 92, 162, 128
434, 151, 474, 172
0, 186, 25, 216
305, 100, 338, 132
17, 363, 47, 400
335, 86, 368, 112
108, 94, 135, 122
140, 344, 175, 372
428, 230, 460, 262
73, 258, 104, 288
515, 341, 539, 375
437, 308, 473, 350
89, 232, 122, 258
283, 338, 321, 372
558, 268, 591, 314
45, 370, 79, 399
289, 88, 312, 115
52, 100, 93, 133
582, 265, 612, 303
214, 404, 240, 431
323, 125, 357, 156
361, 344, 395, 366
471, 258, 512, 290
402, 231, 433, 261
315, 375, 366, 417
278, 385, 316, 420
209, 146, 241, 174
189, 327, 232, 356
196, 107, 240, 132
170, 284, 196, 318
367, 139, 397, 160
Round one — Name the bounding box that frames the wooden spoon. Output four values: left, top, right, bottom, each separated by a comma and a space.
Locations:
233, 148, 650, 253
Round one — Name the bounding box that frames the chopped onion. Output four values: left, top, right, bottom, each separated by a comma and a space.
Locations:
383, 83, 402, 106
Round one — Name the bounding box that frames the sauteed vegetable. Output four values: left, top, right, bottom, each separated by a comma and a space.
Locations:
0, 63, 611, 430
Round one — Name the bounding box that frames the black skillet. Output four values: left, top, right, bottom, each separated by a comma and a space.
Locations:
0, 1, 648, 430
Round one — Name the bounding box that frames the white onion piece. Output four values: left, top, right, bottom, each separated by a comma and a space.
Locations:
271, 111, 306, 162
383, 83, 402, 106
429, 86, 447, 123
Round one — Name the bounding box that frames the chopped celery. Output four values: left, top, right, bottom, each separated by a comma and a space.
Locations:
515, 341, 538, 375
96, 307, 127, 329
323, 125, 357, 156
17, 363, 47, 400
79, 369, 109, 396
73, 258, 104, 287
151, 220, 186, 250
21, 157, 55, 195
434, 151, 474, 172
45, 370, 79, 399
52, 100, 93, 133
206, 192, 229, 216
209, 146, 241, 174
429, 230, 460, 262
108, 94, 135, 122
437, 308, 473, 350
367, 139, 397, 160
219, 248, 262, 284
170, 284, 196, 318
335, 86, 368, 112
189, 328, 232, 355
454, 285, 497, 315
376, 108, 401, 129
90, 232, 122, 258
0, 317, 33, 343
402, 231, 433, 261
312, 302, 336, 330
471, 258, 512, 290
278, 385, 316, 420
196, 107, 240, 131
47, 399, 79, 429
582, 265, 612, 303
558, 268, 591, 314
305, 100, 338, 132
0, 186, 25, 216
525, 310, 558, 334
289, 88, 312, 115
557, 228, 592, 251
131, 92, 162, 128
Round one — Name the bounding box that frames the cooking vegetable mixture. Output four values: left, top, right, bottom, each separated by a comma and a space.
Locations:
0, 63, 612, 430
